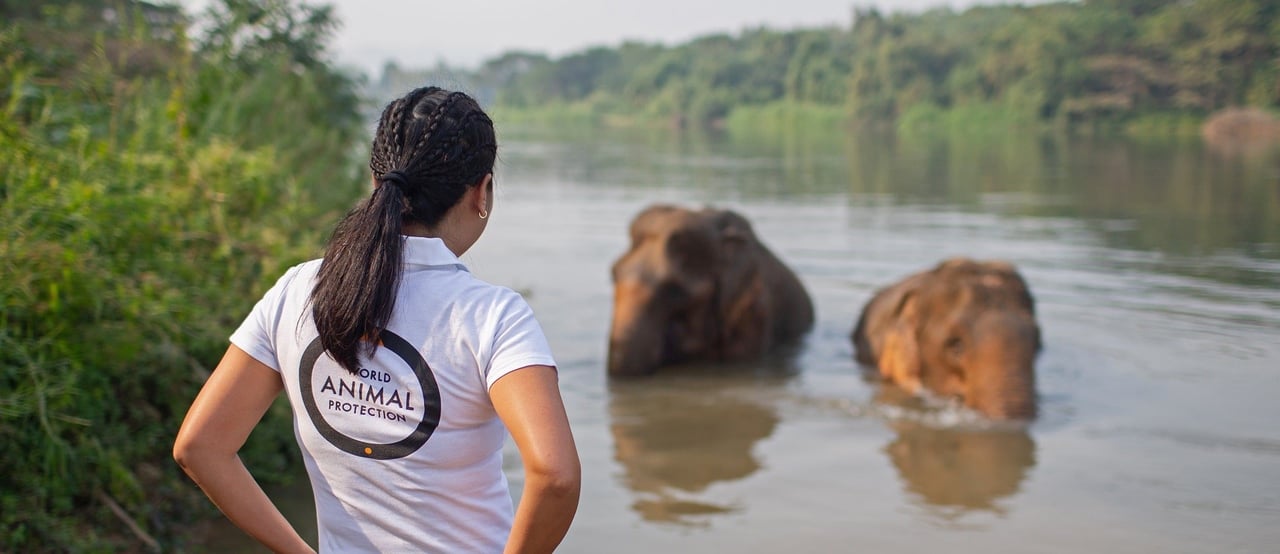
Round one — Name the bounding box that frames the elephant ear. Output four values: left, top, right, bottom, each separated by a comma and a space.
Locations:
708, 210, 769, 358
855, 272, 920, 362
878, 286, 924, 394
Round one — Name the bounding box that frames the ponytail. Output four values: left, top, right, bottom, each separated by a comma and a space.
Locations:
309, 88, 496, 374
311, 181, 406, 373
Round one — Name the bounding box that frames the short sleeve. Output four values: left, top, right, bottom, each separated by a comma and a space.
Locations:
229, 265, 303, 373
484, 291, 557, 390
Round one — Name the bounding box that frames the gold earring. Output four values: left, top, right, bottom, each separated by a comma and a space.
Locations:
479, 209, 488, 219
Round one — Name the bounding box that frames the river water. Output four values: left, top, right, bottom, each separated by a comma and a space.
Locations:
207, 124, 1280, 552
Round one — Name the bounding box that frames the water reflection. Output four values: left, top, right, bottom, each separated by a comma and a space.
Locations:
872, 386, 1037, 518
885, 422, 1036, 517
836, 131, 1280, 264
508, 122, 1279, 267
607, 370, 784, 525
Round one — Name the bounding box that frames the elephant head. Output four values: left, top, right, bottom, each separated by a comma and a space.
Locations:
852, 258, 1040, 420
608, 205, 814, 376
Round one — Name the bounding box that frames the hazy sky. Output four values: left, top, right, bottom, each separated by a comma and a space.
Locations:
180, 0, 1025, 74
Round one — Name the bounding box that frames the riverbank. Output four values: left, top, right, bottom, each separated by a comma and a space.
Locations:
491, 100, 1236, 143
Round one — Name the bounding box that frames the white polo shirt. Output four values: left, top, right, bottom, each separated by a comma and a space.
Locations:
230, 236, 556, 553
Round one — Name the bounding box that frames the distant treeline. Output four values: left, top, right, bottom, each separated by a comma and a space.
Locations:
1, 0, 364, 550
444, 0, 1280, 132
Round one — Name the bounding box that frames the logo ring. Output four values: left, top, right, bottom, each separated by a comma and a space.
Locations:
299, 332, 441, 459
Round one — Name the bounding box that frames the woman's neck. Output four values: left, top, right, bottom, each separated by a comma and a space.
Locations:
402, 221, 432, 237
404, 219, 478, 258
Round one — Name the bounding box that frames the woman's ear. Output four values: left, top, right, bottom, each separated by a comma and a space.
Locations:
474, 173, 493, 214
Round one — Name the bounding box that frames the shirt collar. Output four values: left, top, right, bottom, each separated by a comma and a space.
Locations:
403, 236, 469, 272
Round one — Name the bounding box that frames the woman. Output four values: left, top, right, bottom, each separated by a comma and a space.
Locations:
174, 87, 580, 553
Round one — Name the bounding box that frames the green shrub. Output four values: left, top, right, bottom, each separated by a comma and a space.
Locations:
0, 1, 365, 550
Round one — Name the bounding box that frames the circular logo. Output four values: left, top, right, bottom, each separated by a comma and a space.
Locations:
299, 332, 441, 459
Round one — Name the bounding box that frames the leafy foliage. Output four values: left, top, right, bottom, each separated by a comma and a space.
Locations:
466, 0, 1280, 132
0, 0, 364, 550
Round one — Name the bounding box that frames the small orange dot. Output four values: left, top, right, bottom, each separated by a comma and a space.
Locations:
364, 447, 372, 455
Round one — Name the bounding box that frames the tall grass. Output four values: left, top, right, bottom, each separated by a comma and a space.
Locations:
723, 101, 848, 133
0, 2, 365, 550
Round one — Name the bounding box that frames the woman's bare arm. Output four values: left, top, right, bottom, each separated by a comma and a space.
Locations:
490, 365, 581, 554
173, 345, 314, 554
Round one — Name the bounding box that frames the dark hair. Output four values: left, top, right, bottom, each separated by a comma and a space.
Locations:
310, 87, 497, 374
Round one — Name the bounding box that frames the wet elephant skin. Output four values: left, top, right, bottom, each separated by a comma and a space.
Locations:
608, 205, 814, 376
852, 258, 1041, 420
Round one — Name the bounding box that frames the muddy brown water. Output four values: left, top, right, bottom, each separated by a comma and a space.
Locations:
203, 125, 1280, 552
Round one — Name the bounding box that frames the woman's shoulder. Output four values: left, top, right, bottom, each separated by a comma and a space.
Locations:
455, 275, 535, 312
293, 258, 324, 278
277, 258, 324, 287
253, 259, 323, 302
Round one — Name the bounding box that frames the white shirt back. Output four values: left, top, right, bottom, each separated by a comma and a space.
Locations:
230, 236, 556, 552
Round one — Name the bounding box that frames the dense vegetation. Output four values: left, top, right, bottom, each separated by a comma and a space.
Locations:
0, 0, 364, 550
463, 0, 1280, 133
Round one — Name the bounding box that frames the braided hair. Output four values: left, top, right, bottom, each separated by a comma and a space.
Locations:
311, 87, 497, 374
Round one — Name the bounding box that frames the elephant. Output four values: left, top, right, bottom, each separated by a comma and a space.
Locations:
851, 258, 1041, 420
608, 204, 815, 376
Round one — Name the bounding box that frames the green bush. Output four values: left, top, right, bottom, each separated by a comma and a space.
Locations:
724, 101, 848, 132
897, 101, 1042, 138
0, 1, 365, 550
1123, 111, 1205, 140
